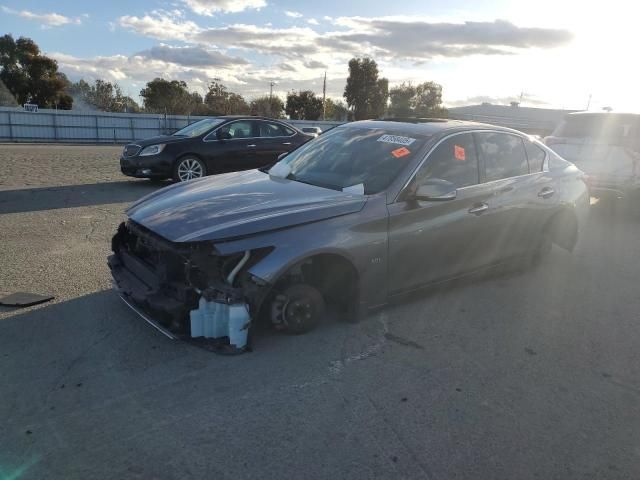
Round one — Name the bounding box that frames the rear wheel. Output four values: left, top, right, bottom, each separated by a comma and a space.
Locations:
270, 284, 325, 334
173, 157, 206, 182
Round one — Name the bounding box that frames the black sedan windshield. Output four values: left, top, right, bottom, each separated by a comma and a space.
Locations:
173, 118, 224, 137
273, 127, 429, 194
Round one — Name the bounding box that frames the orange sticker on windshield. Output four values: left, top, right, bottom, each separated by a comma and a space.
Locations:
391, 147, 411, 158
454, 145, 466, 161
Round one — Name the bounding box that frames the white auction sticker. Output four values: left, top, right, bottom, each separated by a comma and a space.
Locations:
377, 134, 416, 146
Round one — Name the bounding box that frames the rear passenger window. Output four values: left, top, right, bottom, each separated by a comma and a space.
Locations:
259, 121, 290, 137
417, 133, 479, 188
525, 141, 546, 172
476, 133, 529, 181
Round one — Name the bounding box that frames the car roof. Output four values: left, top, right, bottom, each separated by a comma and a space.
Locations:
214, 115, 289, 121
344, 118, 522, 137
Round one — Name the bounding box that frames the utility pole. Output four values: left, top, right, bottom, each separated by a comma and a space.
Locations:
586, 94, 592, 111
322, 71, 327, 121
269, 81, 275, 117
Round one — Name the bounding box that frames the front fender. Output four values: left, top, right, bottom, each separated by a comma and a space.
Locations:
213, 200, 390, 312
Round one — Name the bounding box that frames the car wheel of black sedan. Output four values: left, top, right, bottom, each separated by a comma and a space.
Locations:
173, 157, 206, 182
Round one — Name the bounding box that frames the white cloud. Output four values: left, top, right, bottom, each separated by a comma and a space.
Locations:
101, 13, 577, 106
118, 10, 201, 41
307, 18, 319, 25
120, 12, 572, 63
190, 18, 571, 62
136, 44, 249, 67
1, 6, 82, 26
324, 17, 573, 60
183, 0, 266, 15
285, 11, 303, 18
51, 48, 342, 100
304, 60, 327, 69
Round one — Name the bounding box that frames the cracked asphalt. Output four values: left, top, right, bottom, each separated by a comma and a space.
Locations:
1, 144, 639, 479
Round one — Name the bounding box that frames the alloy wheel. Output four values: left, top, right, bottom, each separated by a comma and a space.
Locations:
177, 158, 204, 182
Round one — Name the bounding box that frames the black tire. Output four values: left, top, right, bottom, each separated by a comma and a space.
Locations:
173, 156, 206, 183
277, 284, 325, 335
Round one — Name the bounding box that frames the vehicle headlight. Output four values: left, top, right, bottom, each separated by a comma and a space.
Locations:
139, 144, 166, 156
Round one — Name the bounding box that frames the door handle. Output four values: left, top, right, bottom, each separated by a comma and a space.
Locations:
538, 187, 555, 199
282, 142, 292, 145
247, 144, 257, 148
468, 203, 489, 215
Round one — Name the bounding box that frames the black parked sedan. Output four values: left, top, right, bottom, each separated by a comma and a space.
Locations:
109, 119, 589, 353
120, 116, 312, 182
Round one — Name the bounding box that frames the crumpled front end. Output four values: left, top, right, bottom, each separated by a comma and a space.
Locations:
108, 221, 270, 353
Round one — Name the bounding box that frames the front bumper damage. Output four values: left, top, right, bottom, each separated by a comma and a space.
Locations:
108, 221, 270, 354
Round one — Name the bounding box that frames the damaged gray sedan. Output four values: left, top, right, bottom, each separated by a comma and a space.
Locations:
109, 119, 589, 353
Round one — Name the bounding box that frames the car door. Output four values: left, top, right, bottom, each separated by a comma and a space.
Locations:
256, 120, 297, 167
203, 120, 260, 173
387, 132, 496, 295
475, 132, 550, 260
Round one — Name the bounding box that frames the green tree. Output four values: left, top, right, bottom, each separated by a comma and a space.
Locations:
388, 81, 447, 118
388, 82, 416, 117
285, 90, 323, 120
204, 80, 249, 115
140, 78, 200, 115
324, 98, 349, 121
250, 95, 284, 118
343, 57, 388, 120
69, 79, 140, 112
0, 78, 18, 106
0, 34, 72, 109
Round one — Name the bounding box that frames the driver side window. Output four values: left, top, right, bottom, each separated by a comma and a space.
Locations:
416, 133, 479, 188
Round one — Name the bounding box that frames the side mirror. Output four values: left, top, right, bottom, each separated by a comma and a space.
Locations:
414, 179, 457, 201
216, 129, 232, 140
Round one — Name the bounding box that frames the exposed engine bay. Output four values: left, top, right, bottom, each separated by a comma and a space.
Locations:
108, 221, 271, 354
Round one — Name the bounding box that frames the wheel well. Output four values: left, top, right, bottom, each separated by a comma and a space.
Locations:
174, 152, 204, 167
272, 253, 359, 314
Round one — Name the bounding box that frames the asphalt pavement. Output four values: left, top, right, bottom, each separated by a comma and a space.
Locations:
1, 145, 639, 479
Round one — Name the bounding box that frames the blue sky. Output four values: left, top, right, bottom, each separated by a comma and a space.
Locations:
0, 0, 636, 111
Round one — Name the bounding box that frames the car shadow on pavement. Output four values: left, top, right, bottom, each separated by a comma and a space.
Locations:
0, 288, 343, 375
0, 180, 166, 214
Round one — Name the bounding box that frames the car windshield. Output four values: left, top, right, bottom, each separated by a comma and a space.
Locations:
172, 118, 224, 137
271, 127, 428, 194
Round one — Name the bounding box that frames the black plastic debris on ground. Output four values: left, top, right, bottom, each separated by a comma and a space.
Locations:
0, 292, 54, 307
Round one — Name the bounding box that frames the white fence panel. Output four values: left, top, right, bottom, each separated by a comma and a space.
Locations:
0, 107, 343, 144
